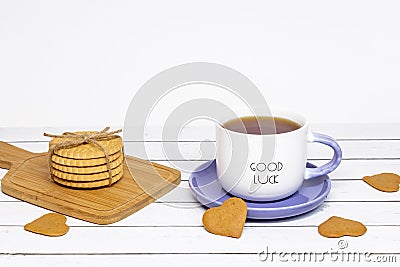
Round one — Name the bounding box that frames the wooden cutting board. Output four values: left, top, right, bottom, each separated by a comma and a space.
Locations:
0, 141, 181, 224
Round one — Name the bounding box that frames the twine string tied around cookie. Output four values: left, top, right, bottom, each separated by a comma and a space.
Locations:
43, 127, 122, 186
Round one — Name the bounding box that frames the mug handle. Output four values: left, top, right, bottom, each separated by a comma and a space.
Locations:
304, 132, 342, 180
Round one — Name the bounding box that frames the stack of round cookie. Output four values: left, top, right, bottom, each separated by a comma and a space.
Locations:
48, 131, 124, 189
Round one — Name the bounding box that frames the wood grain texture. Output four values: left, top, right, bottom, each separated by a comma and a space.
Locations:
1, 126, 400, 266
0, 226, 399, 254
0, 141, 181, 224
1, 201, 400, 227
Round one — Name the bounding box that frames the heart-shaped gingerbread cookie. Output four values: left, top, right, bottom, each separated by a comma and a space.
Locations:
318, 216, 367, 238
363, 173, 400, 192
24, 213, 69, 237
202, 197, 247, 238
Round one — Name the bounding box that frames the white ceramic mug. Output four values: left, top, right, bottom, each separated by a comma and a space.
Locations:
216, 109, 342, 201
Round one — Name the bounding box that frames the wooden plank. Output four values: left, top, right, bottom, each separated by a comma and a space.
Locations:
1, 254, 397, 267
123, 140, 400, 161
310, 159, 400, 179
0, 255, 261, 267
3, 124, 400, 142
6, 140, 400, 162
0, 226, 398, 253
156, 180, 400, 203
0, 201, 399, 227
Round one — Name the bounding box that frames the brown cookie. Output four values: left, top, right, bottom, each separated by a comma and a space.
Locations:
24, 213, 69, 237
49, 131, 123, 159
318, 216, 367, 238
363, 173, 400, 192
202, 197, 247, 238
52, 170, 123, 188
50, 164, 123, 182
51, 153, 124, 174
51, 151, 122, 167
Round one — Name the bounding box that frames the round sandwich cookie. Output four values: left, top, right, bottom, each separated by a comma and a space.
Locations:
51, 154, 124, 174
51, 150, 122, 167
52, 171, 123, 189
50, 164, 123, 182
49, 131, 123, 159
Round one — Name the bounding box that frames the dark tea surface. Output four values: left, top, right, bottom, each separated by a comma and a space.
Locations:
222, 116, 301, 135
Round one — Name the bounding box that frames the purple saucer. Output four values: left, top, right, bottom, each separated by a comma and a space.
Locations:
188, 160, 331, 219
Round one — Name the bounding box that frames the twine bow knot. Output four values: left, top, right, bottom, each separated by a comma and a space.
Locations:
44, 127, 123, 186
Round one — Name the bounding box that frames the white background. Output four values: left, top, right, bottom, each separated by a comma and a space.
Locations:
1, 0, 399, 127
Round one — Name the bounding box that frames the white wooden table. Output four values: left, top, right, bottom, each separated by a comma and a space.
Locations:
0, 124, 399, 266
